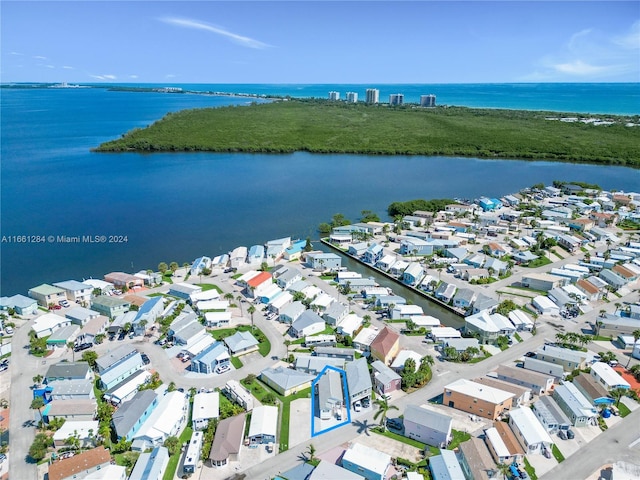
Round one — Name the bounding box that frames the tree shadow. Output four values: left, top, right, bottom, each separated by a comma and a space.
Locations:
352, 418, 373, 436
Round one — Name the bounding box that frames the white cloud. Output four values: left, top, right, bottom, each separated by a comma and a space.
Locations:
62, 66, 74, 70
129, 74, 138, 79
523, 22, 640, 81
10, 51, 23, 56
46, 64, 55, 69
159, 16, 271, 49
33, 55, 47, 60
103, 74, 116, 80
89, 74, 117, 80
165, 74, 177, 79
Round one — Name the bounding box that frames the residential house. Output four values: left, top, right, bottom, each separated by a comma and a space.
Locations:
45, 362, 92, 383
53, 280, 94, 306
391, 304, 424, 319
283, 239, 308, 261
31, 313, 72, 338
104, 272, 144, 289
295, 355, 345, 374
132, 391, 189, 451
435, 283, 457, 304
47, 446, 112, 480
260, 367, 314, 396
429, 327, 462, 342
44, 399, 97, 423
532, 296, 560, 316
246, 271, 273, 298
248, 405, 278, 445
363, 244, 384, 265
508, 407, 554, 455
224, 331, 259, 356
429, 449, 465, 480
0, 294, 38, 315
346, 358, 372, 407
493, 365, 554, 396
370, 326, 400, 365
28, 283, 67, 307
132, 296, 164, 335
192, 391, 220, 430
315, 347, 356, 361
521, 273, 565, 292
532, 395, 571, 433
323, 301, 349, 326
290, 310, 325, 338
95, 345, 138, 373
457, 437, 498, 480
46, 324, 80, 349
208, 414, 245, 467
52, 420, 100, 449
306, 252, 342, 271
484, 422, 524, 465
552, 383, 598, 427
590, 362, 631, 390
169, 282, 202, 300
309, 461, 364, 480
535, 344, 587, 373
48, 377, 94, 401
76, 315, 109, 345
99, 351, 144, 390
572, 373, 614, 406
403, 262, 425, 286
65, 306, 99, 326
112, 390, 159, 441
371, 360, 401, 395
204, 311, 232, 328
464, 311, 515, 344
453, 288, 477, 310
507, 310, 534, 332
599, 269, 628, 289
274, 266, 303, 290
473, 377, 531, 407
190, 342, 230, 374
443, 379, 514, 420
522, 357, 565, 380
471, 294, 499, 315
443, 338, 481, 356
129, 446, 169, 480
223, 380, 254, 411
342, 443, 391, 480
403, 404, 452, 448
279, 301, 306, 324
336, 313, 362, 337
353, 326, 379, 351
90, 296, 130, 319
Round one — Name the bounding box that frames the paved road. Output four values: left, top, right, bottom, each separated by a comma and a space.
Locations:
540, 407, 640, 480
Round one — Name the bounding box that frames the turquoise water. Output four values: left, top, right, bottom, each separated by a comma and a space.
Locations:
88, 82, 640, 115
1, 85, 638, 296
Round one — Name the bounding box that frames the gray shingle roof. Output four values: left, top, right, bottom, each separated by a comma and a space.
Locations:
112, 390, 158, 438
260, 367, 315, 391
46, 362, 91, 381
404, 405, 452, 433
346, 358, 371, 395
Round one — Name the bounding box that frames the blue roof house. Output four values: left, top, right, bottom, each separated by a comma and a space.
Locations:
363, 244, 384, 265
478, 197, 497, 212
247, 245, 265, 266
403, 263, 424, 286
112, 390, 159, 441
133, 296, 164, 336
191, 342, 230, 374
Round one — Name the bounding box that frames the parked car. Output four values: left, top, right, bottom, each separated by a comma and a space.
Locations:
386, 418, 403, 430
362, 398, 370, 408
216, 364, 230, 374
117, 332, 126, 341
181, 355, 190, 363
59, 300, 70, 308
73, 343, 93, 353
558, 430, 567, 440
353, 401, 362, 412
566, 429, 575, 439
4, 327, 13, 335
141, 353, 150, 365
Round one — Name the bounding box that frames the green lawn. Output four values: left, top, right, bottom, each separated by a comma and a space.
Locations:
618, 402, 632, 418
551, 444, 565, 463
196, 283, 223, 293
230, 356, 243, 368
523, 457, 538, 480
514, 332, 523, 342
524, 256, 552, 268
209, 324, 270, 356
163, 426, 193, 480
372, 427, 427, 450
447, 429, 471, 450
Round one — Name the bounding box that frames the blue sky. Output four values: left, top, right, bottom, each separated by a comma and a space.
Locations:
2, 1, 638, 83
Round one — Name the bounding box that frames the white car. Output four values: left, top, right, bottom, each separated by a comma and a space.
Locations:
4, 327, 14, 335
59, 300, 70, 308
353, 401, 362, 412
216, 364, 230, 374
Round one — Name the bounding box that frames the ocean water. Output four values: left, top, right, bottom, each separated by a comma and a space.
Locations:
89, 82, 640, 115
1, 85, 639, 299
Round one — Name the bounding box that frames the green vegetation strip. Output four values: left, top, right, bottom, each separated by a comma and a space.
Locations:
523, 457, 538, 480
95, 100, 640, 166
448, 429, 471, 450
371, 427, 427, 450
552, 444, 565, 463
163, 427, 193, 480
618, 402, 632, 418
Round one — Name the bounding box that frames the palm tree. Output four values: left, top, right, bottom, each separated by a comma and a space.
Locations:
306, 443, 316, 462
236, 295, 244, 317
610, 387, 627, 407
626, 329, 640, 367
496, 463, 511, 480
422, 355, 435, 367
373, 396, 398, 432
224, 292, 234, 302
169, 262, 179, 274
247, 305, 256, 329
32, 374, 44, 387
31, 396, 45, 425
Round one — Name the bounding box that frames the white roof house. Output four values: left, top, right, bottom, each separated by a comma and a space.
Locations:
191, 289, 220, 303
430, 327, 462, 341
185, 335, 216, 357
336, 313, 362, 337
353, 326, 379, 350
52, 420, 99, 446
445, 379, 515, 405
508, 407, 554, 454
103, 370, 151, 405
412, 315, 441, 328
484, 426, 511, 461
196, 300, 229, 311
508, 310, 534, 331
392, 304, 424, 319
247, 405, 278, 444
342, 442, 391, 480
32, 313, 71, 338
391, 350, 424, 371
132, 391, 189, 450
590, 362, 631, 390
192, 391, 220, 430
532, 295, 560, 315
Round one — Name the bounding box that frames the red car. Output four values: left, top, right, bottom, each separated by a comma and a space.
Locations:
49, 305, 62, 310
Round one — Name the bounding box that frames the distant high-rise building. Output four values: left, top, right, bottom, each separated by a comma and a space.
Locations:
365, 88, 379, 104
346, 92, 358, 103
328, 91, 340, 101
389, 93, 404, 106
420, 94, 436, 107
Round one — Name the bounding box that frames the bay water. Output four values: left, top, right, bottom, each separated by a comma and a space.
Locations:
1, 85, 638, 300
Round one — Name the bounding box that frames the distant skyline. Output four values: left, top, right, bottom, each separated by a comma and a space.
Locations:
1, 1, 639, 84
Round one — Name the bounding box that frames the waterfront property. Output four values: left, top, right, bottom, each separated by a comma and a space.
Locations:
28, 283, 67, 307
53, 280, 94, 306
91, 295, 130, 318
